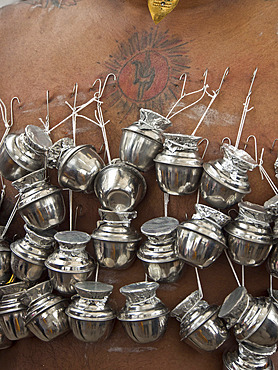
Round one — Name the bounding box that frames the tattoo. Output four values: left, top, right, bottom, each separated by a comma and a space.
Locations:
104, 27, 191, 120
22, 0, 81, 8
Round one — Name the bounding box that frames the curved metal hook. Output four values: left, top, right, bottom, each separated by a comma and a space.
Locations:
90, 73, 116, 100
99, 73, 116, 98
198, 138, 209, 159
243, 134, 258, 163
10, 97, 20, 128
179, 73, 188, 97
271, 138, 278, 153
215, 67, 230, 95
221, 136, 231, 146
0, 98, 7, 125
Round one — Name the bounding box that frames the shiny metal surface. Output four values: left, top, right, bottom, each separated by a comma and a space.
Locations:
45, 231, 95, 296
118, 281, 169, 343
138, 217, 184, 282
172, 292, 228, 352
0, 238, 11, 285
94, 160, 147, 211
0, 125, 52, 181
12, 169, 66, 230
220, 287, 278, 346
66, 281, 116, 342
225, 202, 273, 266
0, 281, 30, 340
268, 242, 278, 278
200, 144, 257, 209
177, 205, 230, 268
92, 209, 141, 270
223, 341, 276, 369
10, 225, 55, 282
21, 280, 69, 342
154, 134, 203, 195
119, 108, 171, 172
58, 144, 104, 193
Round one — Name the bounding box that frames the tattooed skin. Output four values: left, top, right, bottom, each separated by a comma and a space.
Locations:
104, 27, 191, 121
22, 0, 81, 8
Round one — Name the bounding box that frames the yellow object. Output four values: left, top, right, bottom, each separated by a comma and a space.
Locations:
6, 274, 16, 284
148, 0, 179, 24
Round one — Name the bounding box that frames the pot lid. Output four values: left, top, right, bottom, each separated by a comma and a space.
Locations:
171, 290, 203, 322
24, 125, 53, 152
141, 217, 179, 238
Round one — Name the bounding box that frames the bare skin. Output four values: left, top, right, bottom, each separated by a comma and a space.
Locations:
0, 1, 278, 369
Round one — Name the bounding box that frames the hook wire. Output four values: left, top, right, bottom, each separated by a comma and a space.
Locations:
1, 196, 20, 239
243, 134, 258, 163
224, 250, 241, 287
259, 148, 278, 195
164, 193, 169, 217
195, 267, 203, 299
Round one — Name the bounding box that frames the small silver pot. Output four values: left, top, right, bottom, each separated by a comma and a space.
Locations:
223, 341, 276, 370
200, 144, 257, 209
0, 281, 30, 341
264, 195, 278, 278
94, 159, 147, 212
119, 108, 172, 172
118, 281, 169, 343
12, 168, 66, 231
0, 125, 53, 181
154, 134, 204, 195
177, 204, 230, 268
0, 230, 12, 285
45, 231, 95, 297
171, 290, 229, 352
225, 201, 273, 266
137, 216, 184, 283
20, 280, 69, 342
66, 281, 116, 342
48, 139, 105, 193
10, 224, 56, 282
92, 209, 141, 269
219, 286, 278, 347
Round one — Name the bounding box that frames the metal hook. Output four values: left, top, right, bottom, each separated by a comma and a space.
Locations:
74, 205, 83, 230
10, 97, 20, 128
198, 138, 209, 159
243, 134, 258, 163
0, 99, 7, 125
179, 73, 188, 97
195, 267, 203, 299
90, 73, 116, 100
271, 139, 278, 153
221, 137, 231, 146
215, 67, 230, 95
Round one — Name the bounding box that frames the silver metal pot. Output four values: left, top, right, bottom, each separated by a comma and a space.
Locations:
171, 290, 229, 352
20, 280, 69, 342
10, 224, 56, 282
66, 281, 116, 342
0, 228, 11, 285
264, 195, 278, 278
200, 144, 257, 209
177, 204, 230, 268
137, 216, 184, 283
118, 281, 169, 343
119, 108, 172, 172
223, 341, 276, 370
0, 281, 30, 341
94, 159, 147, 212
92, 209, 141, 269
45, 230, 95, 297
154, 134, 204, 195
0, 125, 53, 181
12, 168, 66, 231
48, 138, 105, 193
225, 201, 273, 266
219, 286, 278, 347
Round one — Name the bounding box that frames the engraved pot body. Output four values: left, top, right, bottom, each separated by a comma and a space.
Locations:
118, 281, 169, 343
137, 216, 184, 283
0, 282, 30, 341
10, 224, 55, 282
12, 169, 66, 231
94, 159, 147, 211
66, 281, 116, 342
154, 134, 204, 195
171, 290, 229, 352
0, 231, 11, 285
119, 108, 172, 172
225, 202, 273, 266
200, 144, 257, 209
177, 204, 230, 268
92, 209, 141, 270
21, 280, 69, 342
0, 125, 53, 181
45, 231, 95, 297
